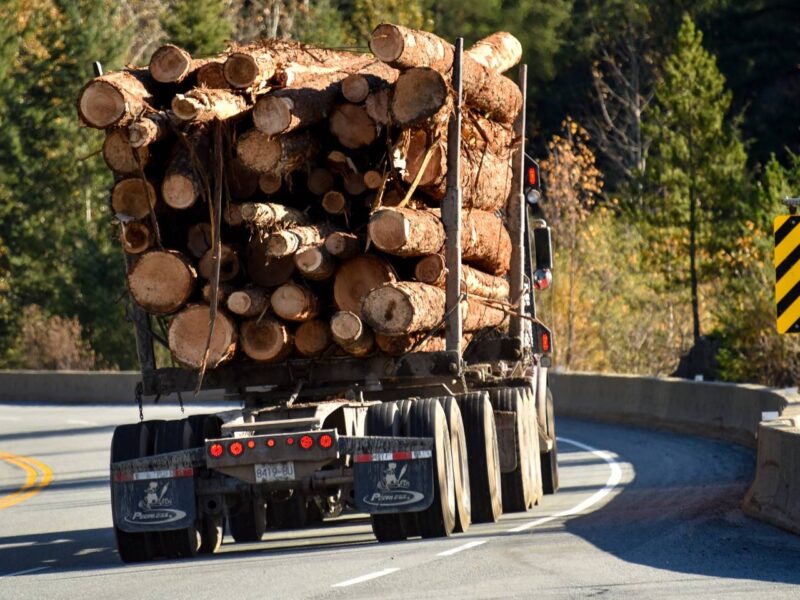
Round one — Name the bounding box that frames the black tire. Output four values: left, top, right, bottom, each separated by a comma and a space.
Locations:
111, 422, 157, 563
267, 491, 308, 530
455, 392, 502, 523
440, 397, 471, 533
409, 398, 456, 538
186, 415, 224, 554
489, 387, 532, 513
541, 387, 559, 494
230, 494, 268, 541
366, 402, 408, 542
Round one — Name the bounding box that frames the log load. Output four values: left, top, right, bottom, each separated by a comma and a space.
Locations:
295, 245, 335, 281
271, 282, 319, 322
391, 68, 449, 127
149, 44, 207, 84
330, 311, 374, 356
196, 61, 229, 89
172, 88, 249, 122
415, 254, 510, 301
333, 255, 396, 314
374, 332, 472, 356
223, 50, 275, 89
119, 221, 153, 254
253, 73, 343, 136
227, 287, 270, 317
162, 144, 202, 209
246, 240, 296, 288
465, 32, 522, 74
240, 202, 309, 232
202, 282, 235, 305
325, 232, 361, 258
168, 304, 237, 368
240, 318, 291, 362
329, 104, 378, 149
236, 129, 317, 174
198, 244, 241, 282
128, 112, 171, 148
295, 320, 332, 357
77, 69, 152, 129
103, 128, 149, 175
127, 250, 196, 315
111, 178, 157, 220
266, 224, 332, 258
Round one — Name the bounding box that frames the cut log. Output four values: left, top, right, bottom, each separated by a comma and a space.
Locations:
368, 208, 444, 256
111, 178, 157, 219
227, 286, 270, 317
168, 304, 237, 368
321, 191, 347, 215
271, 282, 319, 322
341, 74, 370, 103
149, 44, 201, 84
295, 320, 332, 357
391, 68, 449, 127
415, 255, 510, 300
294, 245, 335, 281
240, 202, 309, 232
162, 145, 201, 209
325, 232, 361, 259
103, 128, 149, 175
187, 223, 213, 258
246, 238, 296, 287
329, 104, 378, 149
362, 282, 446, 335
77, 69, 152, 129
341, 61, 398, 103
127, 250, 196, 315
326, 150, 351, 173
266, 224, 332, 258
466, 32, 522, 74
307, 167, 335, 196
374, 332, 472, 355
258, 172, 282, 195
223, 50, 275, 89
223, 202, 244, 227
461, 209, 512, 275
240, 318, 291, 362
201, 282, 235, 305
253, 72, 344, 135
128, 112, 170, 148
236, 129, 317, 174
172, 88, 249, 122
119, 221, 153, 254
333, 255, 396, 314
198, 244, 241, 282
365, 87, 391, 126
227, 158, 259, 200
343, 172, 367, 196
363, 170, 383, 190
462, 297, 508, 332
330, 311, 374, 357
196, 60, 229, 89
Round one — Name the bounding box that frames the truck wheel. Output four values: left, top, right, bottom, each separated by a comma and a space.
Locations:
522, 386, 543, 507
365, 402, 408, 542
455, 392, 502, 523
488, 388, 531, 513
439, 397, 471, 533
229, 494, 268, 541
111, 422, 157, 563
541, 387, 559, 494
186, 415, 224, 554
267, 491, 309, 530
153, 420, 201, 559
409, 398, 456, 538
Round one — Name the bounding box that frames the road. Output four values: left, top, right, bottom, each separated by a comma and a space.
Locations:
1, 401, 799, 599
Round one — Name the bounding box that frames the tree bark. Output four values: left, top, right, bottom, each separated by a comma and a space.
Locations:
169, 304, 237, 369
111, 178, 157, 220
246, 239, 296, 287
253, 73, 344, 135
198, 244, 241, 282
236, 129, 317, 174
295, 320, 332, 357
103, 128, 149, 176
415, 254, 510, 300
330, 311, 374, 356
461, 209, 511, 275
325, 232, 361, 258
202, 282, 235, 306
240, 202, 309, 232
119, 221, 153, 254
240, 318, 291, 363
391, 67, 449, 127
321, 191, 347, 215
128, 112, 171, 148
128, 250, 196, 315
466, 32, 522, 74
172, 88, 249, 122
294, 245, 335, 281
271, 282, 319, 322
162, 144, 202, 209
374, 332, 472, 355
266, 224, 332, 258
329, 103, 378, 149
333, 255, 396, 314
77, 69, 152, 129
187, 223, 213, 258
368, 207, 445, 256
227, 286, 270, 317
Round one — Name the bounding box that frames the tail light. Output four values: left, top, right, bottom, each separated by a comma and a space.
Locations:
209, 443, 224, 458
246, 439, 256, 449
319, 434, 333, 449
229, 441, 244, 456
266, 438, 275, 447
541, 331, 551, 353
300, 435, 314, 449
286, 437, 295, 446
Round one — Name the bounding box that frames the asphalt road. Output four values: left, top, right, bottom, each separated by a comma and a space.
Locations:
1, 401, 799, 599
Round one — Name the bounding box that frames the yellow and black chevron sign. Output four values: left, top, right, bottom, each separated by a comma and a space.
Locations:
775, 215, 800, 333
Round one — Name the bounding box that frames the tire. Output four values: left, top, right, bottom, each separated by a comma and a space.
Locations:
365, 402, 408, 542
522, 386, 543, 507
488, 388, 531, 513
267, 491, 308, 530
440, 397, 471, 533
541, 387, 559, 494
409, 398, 456, 538
111, 422, 157, 563
456, 392, 502, 523
186, 415, 224, 554
229, 494, 268, 541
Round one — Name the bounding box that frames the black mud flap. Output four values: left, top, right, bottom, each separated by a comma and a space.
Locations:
111, 450, 202, 533
344, 436, 434, 514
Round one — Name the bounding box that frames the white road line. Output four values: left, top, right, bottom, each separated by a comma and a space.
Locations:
0, 565, 50, 578
332, 568, 400, 587
507, 436, 623, 533
436, 540, 486, 556
66, 419, 97, 426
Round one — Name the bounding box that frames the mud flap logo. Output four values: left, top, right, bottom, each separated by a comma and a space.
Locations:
362, 462, 425, 507
123, 481, 187, 525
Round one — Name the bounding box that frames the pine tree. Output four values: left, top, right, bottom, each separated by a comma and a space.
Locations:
645, 15, 751, 346
162, 0, 232, 56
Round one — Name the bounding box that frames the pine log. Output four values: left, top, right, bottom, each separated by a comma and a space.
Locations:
307, 167, 335, 195
368, 208, 444, 256
236, 129, 317, 174
295, 320, 332, 357
329, 104, 378, 149
271, 282, 319, 322
187, 223, 213, 258
330, 311, 374, 356
343, 172, 367, 196
168, 304, 237, 368
321, 191, 347, 215
223, 202, 245, 227
466, 32, 522, 74
227, 286, 270, 317
198, 244, 241, 282
201, 282, 235, 305
128, 112, 170, 148
240, 318, 291, 362
111, 178, 157, 219
325, 232, 361, 259
196, 61, 229, 89
294, 245, 335, 281
128, 250, 196, 315
326, 150, 352, 173
365, 87, 391, 126
258, 172, 282, 195
341, 74, 370, 103
246, 238, 296, 287
266, 224, 332, 258
172, 88, 249, 122
415, 254, 510, 300
77, 69, 152, 129
374, 332, 473, 355
227, 158, 259, 200
253, 73, 343, 135
391, 67, 449, 127
241, 202, 309, 232
363, 170, 383, 190
341, 60, 398, 103
223, 50, 276, 89
149, 44, 206, 84
119, 221, 153, 254
462, 297, 508, 332
103, 128, 149, 175
333, 255, 396, 314
461, 209, 512, 275
162, 145, 201, 209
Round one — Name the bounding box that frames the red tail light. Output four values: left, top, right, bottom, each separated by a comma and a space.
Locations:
300, 435, 314, 449
246, 439, 256, 449
286, 437, 295, 446
229, 441, 244, 456
541, 332, 550, 353
266, 438, 275, 447
319, 434, 333, 449
209, 443, 224, 458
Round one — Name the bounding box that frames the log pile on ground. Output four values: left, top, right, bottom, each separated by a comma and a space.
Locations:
77, 27, 522, 371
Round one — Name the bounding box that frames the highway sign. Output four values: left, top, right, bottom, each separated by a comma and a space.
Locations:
774, 215, 800, 333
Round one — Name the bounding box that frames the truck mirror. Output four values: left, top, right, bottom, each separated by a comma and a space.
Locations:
533, 226, 553, 271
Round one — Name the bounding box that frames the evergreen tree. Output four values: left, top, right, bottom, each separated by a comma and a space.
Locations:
644, 15, 751, 345
162, 0, 232, 55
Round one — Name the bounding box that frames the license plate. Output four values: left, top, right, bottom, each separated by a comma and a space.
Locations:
255, 462, 295, 483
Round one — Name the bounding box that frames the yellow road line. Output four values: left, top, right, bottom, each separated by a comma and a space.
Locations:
0, 453, 53, 510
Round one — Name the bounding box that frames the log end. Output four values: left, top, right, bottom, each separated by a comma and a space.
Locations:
362, 284, 414, 335
241, 318, 291, 362
368, 209, 411, 253
169, 305, 237, 368
341, 74, 370, 103
128, 250, 196, 315
333, 255, 396, 314
295, 320, 332, 357
272, 282, 318, 322
247, 240, 296, 287
111, 178, 157, 219
79, 80, 126, 129
392, 68, 448, 127
149, 44, 192, 83
369, 24, 405, 64
162, 173, 199, 209
171, 94, 204, 121
415, 254, 446, 285
254, 95, 293, 136
103, 129, 149, 176
236, 130, 282, 174
321, 191, 346, 215
258, 172, 282, 195
119, 222, 152, 254
329, 104, 377, 149
225, 52, 272, 89
199, 245, 241, 282
330, 310, 363, 342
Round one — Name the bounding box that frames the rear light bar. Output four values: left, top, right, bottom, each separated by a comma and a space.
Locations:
206, 430, 338, 460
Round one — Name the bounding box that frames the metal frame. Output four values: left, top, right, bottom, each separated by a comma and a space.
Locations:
509, 65, 528, 343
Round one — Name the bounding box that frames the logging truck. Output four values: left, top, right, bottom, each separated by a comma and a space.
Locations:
93, 28, 559, 562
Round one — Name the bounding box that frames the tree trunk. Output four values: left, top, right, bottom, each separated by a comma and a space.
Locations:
253, 73, 345, 136
307, 167, 335, 196
223, 203, 244, 227
363, 170, 383, 190
374, 332, 472, 355
240, 317, 291, 362
462, 297, 508, 332
169, 304, 238, 368
295, 320, 332, 357
202, 282, 235, 305
343, 172, 367, 196
321, 191, 347, 215
128, 249, 196, 315
258, 172, 282, 195
333, 255, 396, 314
111, 178, 157, 220
162, 145, 202, 209
295, 245, 335, 281
119, 221, 153, 254
415, 254, 510, 300
329, 103, 378, 149
236, 129, 317, 174
325, 232, 361, 258
198, 244, 241, 282
366, 87, 391, 125
223, 49, 276, 89
77, 69, 152, 129
461, 209, 511, 275
103, 128, 149, 176
466, 32, 522, 74
271, 282, 319, 322
240, 202, 309, 232
266, 224, 332, 258
341, 60, 398, 103
187, 223, 213, 258
246, 239, 296, 287
128, 112, 171, 148
330, 311, 374, 356
227, 286, 270, 317
149, 44, 208, 84
172, 88, 249, 122
368, 207, 445, 256
391, 67, 449, 127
